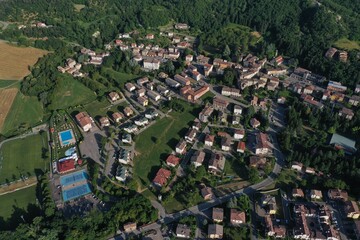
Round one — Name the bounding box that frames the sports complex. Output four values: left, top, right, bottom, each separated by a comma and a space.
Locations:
60, 169, 92, 202
58, 129, 76, 147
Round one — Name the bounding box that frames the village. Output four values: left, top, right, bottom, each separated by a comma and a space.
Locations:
47, 23, 360, 240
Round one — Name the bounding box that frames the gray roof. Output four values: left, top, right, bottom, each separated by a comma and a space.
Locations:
329, 133, 356, 152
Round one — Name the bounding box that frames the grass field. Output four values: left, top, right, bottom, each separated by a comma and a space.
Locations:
0, 80, 19, 89
102, 68, 139, 88
334, 38, 360, 51
0, 42, 48, 80
133, 103, 200, 189
1, 91, 44, 136
0, 185, 37, 220
0, 88, 18, 131
48, 75, 96, 110
0, 133, 49, 184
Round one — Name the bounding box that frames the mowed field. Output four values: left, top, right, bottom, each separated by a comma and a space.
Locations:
0, 185, 37, 220
0, 88, 18, 130
0, 42, 48, 80
0, 133, 49, 184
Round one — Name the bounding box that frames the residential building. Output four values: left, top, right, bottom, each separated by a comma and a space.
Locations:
134, 117, 148, 126
180, 85, 210, 102
249, 156, 267, 169
310, 190, 323, 200
250, 118, 260, 128
137, 88, 146, 97
124, 124, 138, 133
201, 187, 214, 200
153, 168, 171, 187
327, 81, 347, 92
261, 195, 277, 215
157, 85, 169, 96
208, 153, 225, 174
185, 54, 193, 62
221, 137, 231, 151
277, 97, 286, 104
175, 140, 187, 154
329, 133, 357, 155
234, 129, 245, 140
174, 74, 191, 86
99, 117, 110, 127
75, 112, 92, 132
221, 86, 241, 98
123, 222, 137, 233
191, 150, 205, 168
185, 128, 197, 143
292, 188, 305, 198
251, 96, 258, 106
176, 224, 191, 239
237, 141, 246, 153
255, 132, 271, 155
145, 110, 158, 119
348, 95, 360, 106
123, 107, 133, 117
166, 154, 181, 167
208, 224, 223, 239
230, 209, 246, 225
165, 77, 181, 88
108, 92, 120, 102
233, 105, 243, 115
112, 112, 124, 123
146, 33, 154, 39
118, 148, 130, 164
338, 107, 354, 120
355, 84, 360, 93
305, 167, 315, 175
192, 121, 201, 131
290, 67, 326, 83
175, 23, 189, 30
213, 97, 229, 111
121, 134, 132, 144
199, 105, 214, 123
345, 201, 360, 219
137, 96, 148, 106
204, 134, 215, 147
325, 47, 338, 59
147, 90, 161, 101
143, 58, 160, 70
115, 165, 128, 182
212, 208, 224, 223
291, 162, 303, 172
328, 189, 348, 201
231, 116, 240, 125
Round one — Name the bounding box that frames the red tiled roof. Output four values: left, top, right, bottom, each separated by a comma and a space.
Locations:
57, 159, 75, 173
230, 209, 246, 223
237, 141, 246, 151
153, 168, 171, 186
166, 154, 181, 166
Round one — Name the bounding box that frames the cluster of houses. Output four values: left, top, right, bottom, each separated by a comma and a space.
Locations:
57, 58, 84, 77
113, 147, 132, 182
325, 47, 348, 62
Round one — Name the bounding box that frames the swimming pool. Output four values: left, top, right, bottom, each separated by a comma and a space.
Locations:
58, 129, 76, 147
60, 169, 88, 186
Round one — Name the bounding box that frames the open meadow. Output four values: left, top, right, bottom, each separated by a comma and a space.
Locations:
0, 88, 18, 131
0, 42, 48, 80
0, 133, 49, 184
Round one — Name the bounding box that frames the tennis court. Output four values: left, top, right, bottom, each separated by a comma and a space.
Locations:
60, 169, 88, 186
58, 129, 76, 147
60, 169, 92, 202
62, 183, 92, 202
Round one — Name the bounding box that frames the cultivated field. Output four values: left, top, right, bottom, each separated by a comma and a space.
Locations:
334, 38, 360, 51
0, 88, 18, 130
0, 42, 48, 80
0, 133, 49, 184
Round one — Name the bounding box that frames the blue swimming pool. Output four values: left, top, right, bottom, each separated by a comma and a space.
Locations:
59, 129, 75, 146
60, 169, 88, 186
62, 183, 92, 202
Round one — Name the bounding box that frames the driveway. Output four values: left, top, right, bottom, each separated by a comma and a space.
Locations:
79, 127, 106, 166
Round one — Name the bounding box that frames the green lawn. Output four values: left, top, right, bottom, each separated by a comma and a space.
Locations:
334, 38, 360, 51
1, 91, 44, 136
133, 103, 200, 189
0, 185, 37, 220
48, 75, 96, 110
0, 133, 49, 184
0, 80, 19, 88
102, 68, 139, 88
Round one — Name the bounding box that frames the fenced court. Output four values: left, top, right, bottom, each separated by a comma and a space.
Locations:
60, 170, 92, 202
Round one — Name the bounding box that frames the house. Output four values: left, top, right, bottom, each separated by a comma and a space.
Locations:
328, 189, 348, 201
345, 201, 359, 219
166, 154, 181, 167
99, 117, 110, 127
230, 209, 246, 225
338, 50, 348, 62
123, 107, 134, 117
250, 118, 260, 128
292, 188, 305, 198
231, 116, 240, 125
123, 222, 137, 233
174, 74, 191, 86
208, 153, 225, 174
137, 88, 146, 97
134, 117, 149, 126
201, 187, 214, 200
185, 128, 197, 143
329, 133, 357, 155
143, 58, 160, 70
237, 141, 246, 153
303, 85, 314, 95
165, 77, 181, 88
121, 134, 132, 144
137, 96, 149, 106
153, 168, 171, 187
108, 92, 120, 102
277, 97, 286, 104
145, 110, 158, 119
212, 208, 224, 223
75, 112, 92, 132
115, 165, 128, 182
147, 90, 161, 101
185, 55, 193, 62
157, 85, 169, 96
338, 107, 354, 120
310, 190, 323, 200
146, 82, 155, 90
213, 97, 229, 111
221, 86, 241, 98
221, 137, 231, 151
234, 129, 245, 140
255, 132, 271, 155
251, 96, 258, 106
291, 162, 303, 172
249, 156, 267, 169
262, 195, 277, 215
355, 84, 360, 93
175, 23, 189, 30
57, 159, 76, 173
191, 150, 205, 168
305, 167, 315, 175
175, 140, 187, 154
327, 81, 347, 92
192, 121, 201, 131
265, 215, 286, 238
205, 134, 215, 147
348, 95, 360, 106
208, 224, 223, 239
199, 105, 214, 123
233, 105, 243, 115
118, 148, 130, 164
176, 224, 191, 239
325, 47, 338, 59
112, 112, 124, 123
146, 33, 154, 39
124, 124, 138, 133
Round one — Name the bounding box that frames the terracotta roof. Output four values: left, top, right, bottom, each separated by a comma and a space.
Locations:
75, 112, 92, 128
205, 134, 215, 143
237, 141, 246, 151
153, 168, 171, 187
57, 159, 75, 173
166, 154, 181, 166
230, 209, 246, 223
212, 208, 224, 221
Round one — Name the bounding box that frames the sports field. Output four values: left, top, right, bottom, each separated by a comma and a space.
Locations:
0, 42, 48, 80
133, 103, 200, 189
0, 133, 49, 184
0, 185, 37, 220
1, 91, 44, 135
48, 75, 96, 110
0, 88, 18, 131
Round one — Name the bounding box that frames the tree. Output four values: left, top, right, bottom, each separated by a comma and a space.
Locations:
223, 44, 231, 58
